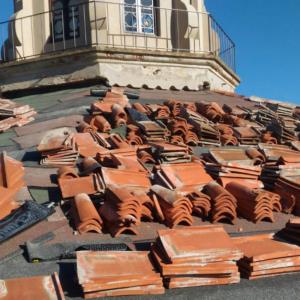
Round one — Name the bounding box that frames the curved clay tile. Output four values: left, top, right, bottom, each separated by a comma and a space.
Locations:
72, 193, 102, 234
165, 100, 182, 117
155, 106, 171, 119
100, 202, 140, 225
99, 186, 144, 236
151, 185, 194, 228
112, 104, 128, 127
137, 150, 156, 164
166, 214, 194, 228
212, 211, 237, 224
188, 191, 211, 219
226, 182, 274, 223
170, 135, 185, 144
57, 166, 78, 179
126, 134, 144, 146
77, 121, 93, 133
184, 131, 199, 146
183, 102, 197, 112
203, 182, 237, 224
89, 115, 111, 133
141, 206, 154, 221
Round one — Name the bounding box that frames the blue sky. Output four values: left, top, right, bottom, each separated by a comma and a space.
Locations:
206, 0, 300, 103
0, 1, 13, 22
0, 0, 14, 49
1, 0, 299, 103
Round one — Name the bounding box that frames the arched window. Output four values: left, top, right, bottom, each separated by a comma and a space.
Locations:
124, 0, 155, 34
50, 0, 80, 41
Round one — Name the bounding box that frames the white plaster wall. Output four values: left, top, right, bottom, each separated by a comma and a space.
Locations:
98, 58, 236, 91
13, 0, 50, 59
0, 48, 239, 93
10, 0, 215, 58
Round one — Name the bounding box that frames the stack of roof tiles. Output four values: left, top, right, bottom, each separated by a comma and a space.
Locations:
151, 226, 242, 288
125, 107, 168, 143
76, 251, 164, 298
251, 102, 299, 144
217, 124, 238, 146
274, 175, 300, 215
203, 181, 237, 224
197, 102, 225, 122
150, 141, 191, 164
233, 233, 300, 280
155, 162, 213, 191
151, 185, 194, 228
0, 98, 36, 133
179, 106, 221, 146
166, 117, 199, 146
90, 87, 129, 117
147, 104, 171, 120
226, 182, 276, 223
37, 129, 79, 167
186, 190, 211, 220
100, 186, 153, 236
267, 119, 297, 144
294, 106, 300, 120
136, 120, 169, 142
40, 147, 79, 167
126, 124, 144, 145
232, 126, 260, 145
0, 152, 25, 220
259, 143, 300, 214
260, 144, 298, 189
252, 104, 276, 126
205, 148, 263, 189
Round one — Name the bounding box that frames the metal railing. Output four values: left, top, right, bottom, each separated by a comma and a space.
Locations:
0, 1, 236, 71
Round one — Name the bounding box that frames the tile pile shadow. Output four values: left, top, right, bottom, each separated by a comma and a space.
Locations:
278, 218, 300, 243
